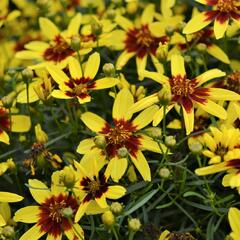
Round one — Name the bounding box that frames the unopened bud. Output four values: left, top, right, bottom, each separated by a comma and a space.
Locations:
128, 218, 141, 232
165, 136, 176, 147
184, 55, 192, 63
37, 0, 48, 6
156, 42, 169, 61
165, 25, 174, 36
158, 87, 172, 106
61, 207, 74, 218
2, 225, 14, 237
7, 69, 16, 77
94, 135, 106, 148
196, 57, 204, 65
117, 147, 128, 158
91, 20, 102, 36
60, 167, 76, 189
22, 68, 33, 81
196, 43, 207, 52
107, 9, 116, 20
71, 36, 81, 51
101, 210, 115, 226
158, 167, 171, 179
189, 140, 203, 154
110, 202, 123, 215
103, 63, 115, 77
144, 127, 162, 139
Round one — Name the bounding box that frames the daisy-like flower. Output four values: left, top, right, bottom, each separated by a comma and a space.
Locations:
228, 207, 240, 240
15, 14, 86, 69
73, 158, 126, 222
183, 0, 240, 39
0, 192, 23, 226
200, 125, 240, 164
0, 104, 31, 144
14, 179, 84, 240
46, 53, 119, 104
114, 4, 169, 78
129, 54, 240, 135
77, 88, 164, 182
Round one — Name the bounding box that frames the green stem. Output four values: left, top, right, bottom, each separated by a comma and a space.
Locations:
128, 231, 135, 240
162, 105, 167, 139
111, 226, 119, 240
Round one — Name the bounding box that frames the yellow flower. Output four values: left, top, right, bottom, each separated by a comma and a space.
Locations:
129, 54, 240, 135
228, 208, 240, 240
183, 0, 240, 39
14, 179, 84, 240
47, 53, 119, 104
77, 88, 165, 182
15, 14, 85, 69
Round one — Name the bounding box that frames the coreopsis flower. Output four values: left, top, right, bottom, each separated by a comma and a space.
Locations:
14, 179, 84, 240
73, 158, 126, 222
47, 53, 119, 104
129, 54, 240, 134
77, 88, 164, 182
200, 125, 240, 164
0, 105, 31, 144
228, 207, 240, 240
15, 14, 85, 69
0, 192, 23, 226
183, 0, 240, 39
114, 4, 169, 79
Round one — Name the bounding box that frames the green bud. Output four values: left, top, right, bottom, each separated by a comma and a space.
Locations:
144, 127, 162, 139
22, 68, 34, 81
71, 36, 81, 51
61, 207, 74, 218
128, 218, 141, 232
103, 63, 115, 77
189, 141, 203, 154
94, 135, 106, 148
110, 202, 123, 215
158, 167, 171, 179
165, 136, 176, 148
158, 87, 172, 106
117, 147, 129, 158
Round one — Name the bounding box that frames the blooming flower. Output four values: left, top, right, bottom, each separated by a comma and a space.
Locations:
14, 179, 84, 240
228, 207, 240, 240
129, 54, 240, 134
47, 53, 119, 104
183, 0, 240, 39
77, 88, 164, 182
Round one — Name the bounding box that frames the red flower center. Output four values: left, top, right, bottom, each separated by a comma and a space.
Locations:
65, 77, 96, 100
38, 194, 78, 238
217, 0, 238, 13
80, 174, 108, 203
81, 34, 97, 43
226, 71, 240, 94
100, 119, 141, 158
125, 24, 168, 58
0, 107, 10, 133
43, 35, 75, 62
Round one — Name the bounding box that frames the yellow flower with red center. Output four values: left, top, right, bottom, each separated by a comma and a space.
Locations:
73, 158, 126, 222
14, 179, 84, 240
114, 4, 168, 79
77, 88, 165, 182
47, 52, 119, 104
15, 14, 87, 69
228, 207, 240, 239
183, 0, 240, 39
0, 105, 31, 145
129, 54, 240, 135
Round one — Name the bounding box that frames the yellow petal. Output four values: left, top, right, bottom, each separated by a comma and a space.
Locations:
39, 17, 59, 40
209, 88, 240, 101
24, 41, 49, 52
228, 208, 240, 236
19, 224, 45, 240
140, 70, 168, 84
196, 69, 226, 86
130, 151, 151, 181
0, 203, 11, 223
115, 15, 134, 31
69, 57, 82, 79
214, 17, 229, 39
28, 179, 51, 204
195, 162, 229, 176
207, 44, 230, 64
93, 77, 119, 90
14, 206, 40, 223
132, 105, 159, 130
15, 50, 42, 60
84, 52, 100, 79
11, 115, 31, 133
67, 13, 82, 37
0, 214, 6, 227
76, 138, 95, 154
152, 104, 175, 126
183, 12, 213, 34
182, 106, 194, 135
51, 90, 72, 99
46, 233, 62, 240
113, 88, 134, 120
141, 4, 155, 25
0, 192, 23, 202
171, 54, 186, 77
95, 195, 108, 209
0, 131, 10, 145
75, 201, 90, 222
116, 51, 135, 70
81, 112, 107, 132
46, 64, 69, 85
105, 186, 126, 199
140, 135, 167, 153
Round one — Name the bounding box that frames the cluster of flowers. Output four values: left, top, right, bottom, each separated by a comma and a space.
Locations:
1, 0, 240, 239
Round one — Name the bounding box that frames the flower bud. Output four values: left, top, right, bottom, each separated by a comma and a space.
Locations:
156, 42, 169, 61
128, 218, 141, 232
7, 69, 16, 77
117, 147, 129, 158
94, 135, 106, 148
144, 127, 162, 139
196, 43, 207, 52
158, 87, 172, 106
165, 25, 174, 36
184, 55, 192, 63
110, 202, 123, 215
71, 36, 81, 51
127, 165, 137, 183
101, 210, 115, 226
107, 9, 116, 20
35, 124, 48, 144
61, 207, 74, 218
189, 140, 203, 154
158, 167, 171, 179
196, 57, 204, 65
60, 167, 76, 189
91, 19, 102, 36
165, 136, 176, 148
22, 68, 34, 81
2, 225, 15, 237
103, 63, 115, 77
